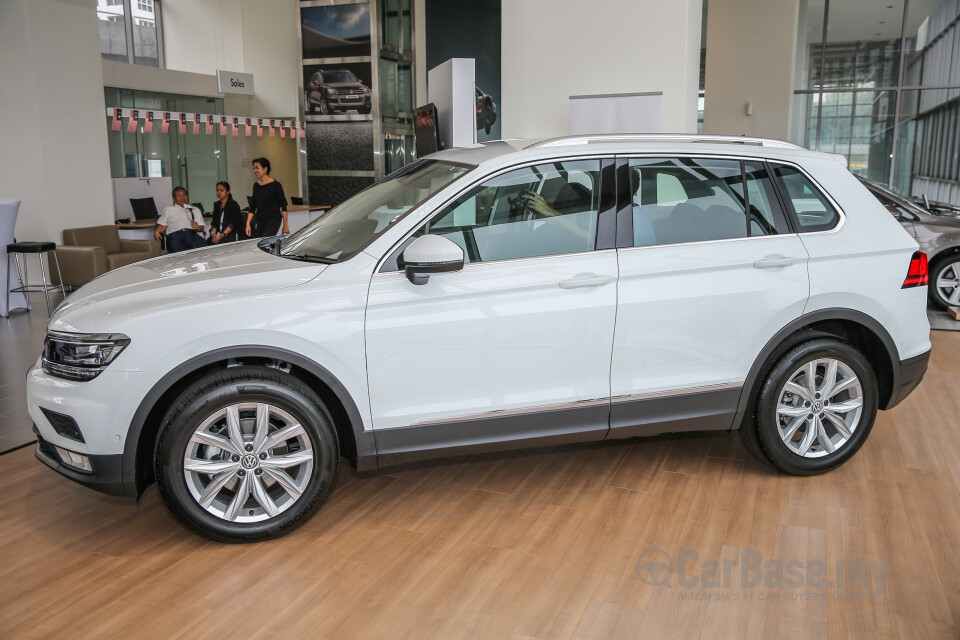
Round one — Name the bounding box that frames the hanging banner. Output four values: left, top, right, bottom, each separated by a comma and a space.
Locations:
257, 118, 264, 137
220, 115, 228, 136
162, 112, 171, 134
232, 117, 240, 137
112, 108, 123, 131
245, 117, 253, 137
269, 119, 276, 137
179, 113, 187, 135
145, 111, 154, 133
280, 120, 287, 138
299, 121, 306, 138
192, 113, 201, 135
206, 114, 214, 135
127, 109, 139, 133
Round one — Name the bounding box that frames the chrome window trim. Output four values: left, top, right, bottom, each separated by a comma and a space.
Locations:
374, 154, 617, 274
371, 247, 617, 279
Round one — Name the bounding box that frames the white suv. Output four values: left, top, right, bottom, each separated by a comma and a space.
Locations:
27, 135, 931, 542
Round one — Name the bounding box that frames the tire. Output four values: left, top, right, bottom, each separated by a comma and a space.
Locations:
318, 98, 330, 115
749, 338, 878, 475
155, 366, 339, 543
928, 253, 960, 310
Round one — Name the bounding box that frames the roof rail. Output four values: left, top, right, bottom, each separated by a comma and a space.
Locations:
527, 133, 803, 150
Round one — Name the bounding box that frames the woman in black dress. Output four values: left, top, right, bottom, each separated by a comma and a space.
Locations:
209, 181, 243, 244
246, 157, 289, 238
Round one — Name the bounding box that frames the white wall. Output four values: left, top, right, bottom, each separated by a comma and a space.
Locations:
703, 0, 801, 140
501, 0, 702, 139
0, 0, 114, 244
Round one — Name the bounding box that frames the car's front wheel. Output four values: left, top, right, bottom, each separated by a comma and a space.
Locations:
750, 338, 878, 475
155, 366, 339, 542
928, 253, 960, 310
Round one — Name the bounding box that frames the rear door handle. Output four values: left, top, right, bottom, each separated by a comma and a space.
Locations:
559, 274, 614, 289
753, 255, 799, 269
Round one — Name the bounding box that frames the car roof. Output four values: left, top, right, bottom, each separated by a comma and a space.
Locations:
427, 134, 848, 170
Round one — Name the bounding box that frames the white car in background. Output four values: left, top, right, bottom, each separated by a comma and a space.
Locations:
27, 134, 931, 542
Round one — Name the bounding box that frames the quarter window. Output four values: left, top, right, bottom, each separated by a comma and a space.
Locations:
773, 165, 840, 231
390, 160, 600, 268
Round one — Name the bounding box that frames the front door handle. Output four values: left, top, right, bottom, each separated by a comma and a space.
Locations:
559, 274, 614, 289
753, 255, 800, 269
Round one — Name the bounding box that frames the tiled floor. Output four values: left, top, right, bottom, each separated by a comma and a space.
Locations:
0, 291, 65, 452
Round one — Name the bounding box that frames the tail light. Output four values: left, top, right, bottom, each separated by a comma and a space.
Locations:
902, 251, 928, 289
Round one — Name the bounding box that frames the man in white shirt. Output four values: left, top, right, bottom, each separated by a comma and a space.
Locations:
156, 187, 206, 252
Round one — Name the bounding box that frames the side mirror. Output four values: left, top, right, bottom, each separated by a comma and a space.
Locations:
403, 235, 464, 285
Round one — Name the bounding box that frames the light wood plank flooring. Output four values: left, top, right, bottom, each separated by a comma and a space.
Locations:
1, 321, 959, 638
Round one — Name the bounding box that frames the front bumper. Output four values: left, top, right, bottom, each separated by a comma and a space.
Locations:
884, 349, 931, 410
34, 427, 126, 496
329, 95, 370, 110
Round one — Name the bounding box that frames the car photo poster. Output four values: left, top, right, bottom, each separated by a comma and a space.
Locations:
425, 0, 501, 142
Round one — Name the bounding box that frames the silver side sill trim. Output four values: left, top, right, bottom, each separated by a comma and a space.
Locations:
404, 382, 744, 428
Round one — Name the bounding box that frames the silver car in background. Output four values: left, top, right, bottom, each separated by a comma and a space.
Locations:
859, 176, 960, 310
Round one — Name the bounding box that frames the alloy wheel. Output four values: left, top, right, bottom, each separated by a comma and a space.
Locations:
935, 261, 960, 307
183, 402, 314, 523
775, 357, 864, 458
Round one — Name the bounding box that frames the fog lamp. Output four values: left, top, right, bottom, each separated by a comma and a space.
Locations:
55, 446, 93, 473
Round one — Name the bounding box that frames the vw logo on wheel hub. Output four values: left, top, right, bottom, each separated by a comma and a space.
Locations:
812, 401, 824, 413
241, 454, 259, 469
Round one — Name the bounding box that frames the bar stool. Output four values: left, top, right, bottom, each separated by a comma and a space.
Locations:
5, 241, 66, 316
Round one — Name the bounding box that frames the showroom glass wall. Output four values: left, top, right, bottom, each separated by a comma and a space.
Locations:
103, 87, 227, 208
97, 0, 163, 67
793, 0, 960, 206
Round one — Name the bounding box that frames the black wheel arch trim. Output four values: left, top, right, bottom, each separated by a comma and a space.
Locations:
733, 308, 903, 430
121, 345, 376, 498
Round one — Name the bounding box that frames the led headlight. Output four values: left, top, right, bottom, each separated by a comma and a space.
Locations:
42, 332, 130, 381
362, 87, 370, 94
325, 87, 338, 95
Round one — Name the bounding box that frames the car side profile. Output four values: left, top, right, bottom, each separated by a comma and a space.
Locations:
28, 135, 931, 542
857, 175, 960, 310
306, 69, 371, 115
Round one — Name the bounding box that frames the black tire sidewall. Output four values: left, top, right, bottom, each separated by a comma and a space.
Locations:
756, 339, 878, 475
928, 255, 960, 310
156, 368, 339, 542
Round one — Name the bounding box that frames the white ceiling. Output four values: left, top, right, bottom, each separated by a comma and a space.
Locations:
802, 0, 948, 44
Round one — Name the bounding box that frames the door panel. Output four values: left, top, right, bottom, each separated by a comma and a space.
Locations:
366, 250, 618, 432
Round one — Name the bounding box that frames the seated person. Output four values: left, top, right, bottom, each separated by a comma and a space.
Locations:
157, 187, 206, 252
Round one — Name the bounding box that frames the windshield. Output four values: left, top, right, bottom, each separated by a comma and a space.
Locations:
280, 160, 472, 261
324, 71, 358, 83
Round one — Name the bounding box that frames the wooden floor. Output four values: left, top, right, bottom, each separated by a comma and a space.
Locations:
1, 330, 959, 638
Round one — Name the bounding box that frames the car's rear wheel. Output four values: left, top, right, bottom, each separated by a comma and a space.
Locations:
751, 338, 877, 475
928, 254, 960, 310
155, 366, 339, 542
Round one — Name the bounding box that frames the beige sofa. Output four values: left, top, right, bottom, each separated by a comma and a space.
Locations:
52, 225, 160, 287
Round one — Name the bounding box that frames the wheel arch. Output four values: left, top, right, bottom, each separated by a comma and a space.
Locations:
123, 346, 376, 499
733, 309, 900, 432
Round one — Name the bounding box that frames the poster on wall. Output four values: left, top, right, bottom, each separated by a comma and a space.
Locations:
303, 63, 373, 116
425, 0, 501, 141
301, 4, 371, 59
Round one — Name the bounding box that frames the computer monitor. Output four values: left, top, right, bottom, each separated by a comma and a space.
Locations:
129, 197, 159, 220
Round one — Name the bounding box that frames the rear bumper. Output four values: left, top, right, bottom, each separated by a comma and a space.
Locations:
884, 349, 931, 410
34, 427, 127, 497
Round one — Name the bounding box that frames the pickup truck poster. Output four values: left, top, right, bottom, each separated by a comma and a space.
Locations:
425, 0, 501, 142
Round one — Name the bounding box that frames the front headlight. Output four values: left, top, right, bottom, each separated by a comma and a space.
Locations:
42, 332, 130, 381
362, 87, 370, 94
325, 87, 337, 95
